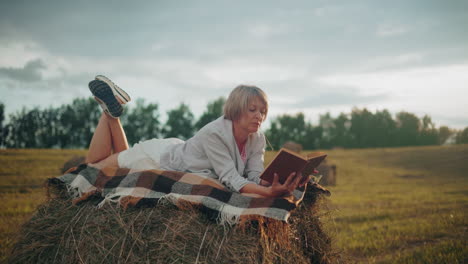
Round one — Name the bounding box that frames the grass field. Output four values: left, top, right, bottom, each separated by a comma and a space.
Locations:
1, 145, 467, 263
0, 149, 87, 263
315, 145, 468, 263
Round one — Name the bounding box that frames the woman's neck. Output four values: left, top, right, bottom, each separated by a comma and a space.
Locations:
232, 122, 248, 146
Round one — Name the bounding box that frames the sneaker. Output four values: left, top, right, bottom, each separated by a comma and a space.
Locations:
95, 75, 131, 104
89, 76, 130, 118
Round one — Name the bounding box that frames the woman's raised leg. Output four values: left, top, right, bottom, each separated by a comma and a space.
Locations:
85, 75, 132, 167
85, 112, 129, 165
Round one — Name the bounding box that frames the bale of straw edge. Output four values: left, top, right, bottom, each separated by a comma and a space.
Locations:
9, 175, 335, 263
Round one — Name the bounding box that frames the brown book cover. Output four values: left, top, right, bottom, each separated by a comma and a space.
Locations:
260, 148, 327, 184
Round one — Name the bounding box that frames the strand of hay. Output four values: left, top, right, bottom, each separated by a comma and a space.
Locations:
9, 182, 336, 264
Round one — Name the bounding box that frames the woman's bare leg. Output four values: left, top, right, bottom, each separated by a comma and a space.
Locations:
85, 112, 129, 165
109, 115, 129, 153
88, 153, 120, 169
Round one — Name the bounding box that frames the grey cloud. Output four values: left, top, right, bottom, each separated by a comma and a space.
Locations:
296, 90, 389, 108
1, 0, 467, 71
264, 80, 390, 109
0, 59, 46, 82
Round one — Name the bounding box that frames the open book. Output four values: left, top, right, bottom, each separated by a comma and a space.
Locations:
260, 148, 327, 184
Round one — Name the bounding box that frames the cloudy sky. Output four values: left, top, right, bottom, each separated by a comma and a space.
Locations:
1, 0, 467, 129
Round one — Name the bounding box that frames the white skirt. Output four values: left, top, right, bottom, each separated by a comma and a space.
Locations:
117, 138, 185, 170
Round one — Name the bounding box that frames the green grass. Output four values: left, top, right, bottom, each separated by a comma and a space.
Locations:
317, 145, 468, 263
1, 145, 467, 263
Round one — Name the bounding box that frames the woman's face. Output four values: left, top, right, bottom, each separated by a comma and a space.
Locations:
236, 97, 267, 134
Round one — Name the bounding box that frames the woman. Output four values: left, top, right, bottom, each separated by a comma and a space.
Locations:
86, 75, 309, 197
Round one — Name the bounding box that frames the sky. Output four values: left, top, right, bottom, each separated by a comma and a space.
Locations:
1, 0, 467, 129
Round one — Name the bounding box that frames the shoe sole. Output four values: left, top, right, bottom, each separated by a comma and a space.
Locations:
95, 75, 131, 104
89, 80, 123, 118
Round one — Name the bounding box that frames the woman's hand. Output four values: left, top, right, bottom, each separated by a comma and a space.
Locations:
240, 170, 319, 197
298, 172, 309, 187
298, 169, 320, 187
267, 171, 303, 197
259, 179, 271, 187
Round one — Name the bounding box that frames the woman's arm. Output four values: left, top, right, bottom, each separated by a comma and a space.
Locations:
244, 133, 266, 184
200, 130, 307, 196
240, 172, 303, 197
202, 132, 254, 192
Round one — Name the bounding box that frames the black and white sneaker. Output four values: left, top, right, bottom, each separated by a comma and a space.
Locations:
88, 75, 131, 118
95, 75, 131, 104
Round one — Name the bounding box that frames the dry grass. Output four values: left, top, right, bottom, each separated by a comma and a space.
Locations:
321, 145, 468, 263
2, 145, 467, 263
0, 149, 87, 263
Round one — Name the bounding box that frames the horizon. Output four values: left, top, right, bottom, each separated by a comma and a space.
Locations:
0, 95, 463, 132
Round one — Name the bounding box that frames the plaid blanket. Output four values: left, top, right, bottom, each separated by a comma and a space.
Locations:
54, 164, 308, 224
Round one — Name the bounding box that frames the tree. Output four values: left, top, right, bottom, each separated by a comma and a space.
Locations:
318, 112, 334, 149
395, 111, 420, 146
301, 123, 322, 150
57, 98, 101, 148
438, 126, 453, 145
163, 103, 195, 140
349, 108, 374, 148
265, 113, 323, 150
4, 108, 43, 148
195, 97, 225, 130
121, 99, 161, 145
38, 107, 62, 148
370, 110, 397, 147
265, 113, 308, 150
419, 115, 438, 145
455, 127, 468, 144
330, 113, 351, 148
317, 112, 351, 148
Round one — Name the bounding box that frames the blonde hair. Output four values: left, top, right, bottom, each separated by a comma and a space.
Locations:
223, 85, 269, 121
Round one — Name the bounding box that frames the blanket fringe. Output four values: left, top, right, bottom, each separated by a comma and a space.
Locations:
158, 195, 242, 227
217, 206, 241, 227
157, 193, 180, 207
97, 193, 122, 208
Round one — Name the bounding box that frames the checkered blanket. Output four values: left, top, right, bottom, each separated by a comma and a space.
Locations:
52, 164, 308, 224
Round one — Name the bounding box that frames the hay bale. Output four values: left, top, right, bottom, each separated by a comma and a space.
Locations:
8, 181, 336, 264
282, 141, 303, 153
60, 155, 86, 174
316, 161, 337, 186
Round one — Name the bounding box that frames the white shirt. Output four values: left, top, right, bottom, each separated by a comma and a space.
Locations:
160, 116, 266, 192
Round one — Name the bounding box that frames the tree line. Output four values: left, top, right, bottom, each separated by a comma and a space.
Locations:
0, 98, 467, 149
265, 110, 467, 150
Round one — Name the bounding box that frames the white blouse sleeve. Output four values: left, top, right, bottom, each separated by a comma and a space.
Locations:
244, 133, 266, 184
201, 132, 252, 192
